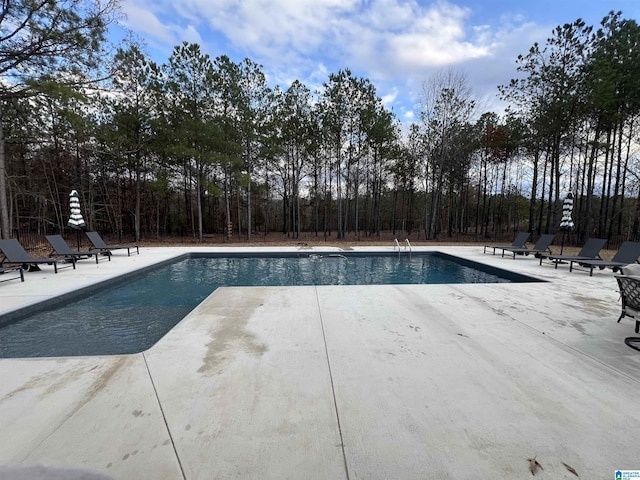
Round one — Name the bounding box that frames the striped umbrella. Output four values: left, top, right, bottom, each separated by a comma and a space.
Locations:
67, 190, 86, 230
559, 193, 574, 254
560, 193, 574, 231
67, 190, 86, 251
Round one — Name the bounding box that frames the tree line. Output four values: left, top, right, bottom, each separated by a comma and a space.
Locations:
1, 2, 639, 245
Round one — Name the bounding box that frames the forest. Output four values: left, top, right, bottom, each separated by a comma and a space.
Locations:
1, 2, 640, 246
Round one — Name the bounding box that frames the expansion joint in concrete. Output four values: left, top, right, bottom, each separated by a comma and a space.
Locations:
314, 287, 351, 480
143, 353, 187, 480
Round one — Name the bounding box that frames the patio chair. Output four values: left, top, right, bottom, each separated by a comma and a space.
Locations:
538, 237, 607, 269
500, 233, 555, 259
483, 232, 530, 255
0, 238, 75, 273
86, 231, 139, 256
0, 266, 24, 283
615, 274, 640, 351
45, 234, 105, 264
570, 241, 640, 276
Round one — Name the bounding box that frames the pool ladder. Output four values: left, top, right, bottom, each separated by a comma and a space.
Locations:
394, 238, 412, 257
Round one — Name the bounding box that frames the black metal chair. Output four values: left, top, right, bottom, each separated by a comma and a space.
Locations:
0, 238, 75, 273
615, 274, 640, 351
500, 233, 555, 259
483, 232, 530, 255
46, 234, 104, 264
538, 237, 607, 269
86, 231, 139, 256
572, 241, 640, 276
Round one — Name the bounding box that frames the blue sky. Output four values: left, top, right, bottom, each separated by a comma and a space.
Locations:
115, 0, 640, 125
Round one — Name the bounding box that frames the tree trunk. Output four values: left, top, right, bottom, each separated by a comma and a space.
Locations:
0, 104, 11, 238
196, 165, 203, 243
135, 168, 141, 242
528, 149, 539, 233
247, 157, 252, 241
224, 164, 232, 241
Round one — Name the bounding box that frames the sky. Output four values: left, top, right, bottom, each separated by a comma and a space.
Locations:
114, 0, 640, 125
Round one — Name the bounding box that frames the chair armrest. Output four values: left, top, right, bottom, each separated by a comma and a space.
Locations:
616, 275, 640, 310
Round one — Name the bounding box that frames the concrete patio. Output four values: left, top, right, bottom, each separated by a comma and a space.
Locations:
0, 245, 639, 479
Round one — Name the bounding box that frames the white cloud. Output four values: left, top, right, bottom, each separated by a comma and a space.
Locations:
122, 2, 175, 44
196, 0, 358, 57
134, 0, 494, 71
117, 0, 567, 120
181, 24, 203, 46
380, 87, 398, 106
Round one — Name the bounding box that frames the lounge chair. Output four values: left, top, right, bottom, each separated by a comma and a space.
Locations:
500, 233, 555, 259
0, 238, 75, 273
45, 234, 105, 264
86, 231, 139, 256
538, 237, 607, 269
483, 232, 530, 255
615, 273, 640, 351
570, 241, 640, 276
0, 266, 24, 283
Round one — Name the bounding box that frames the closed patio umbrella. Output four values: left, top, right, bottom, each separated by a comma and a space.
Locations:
559, 193, 574, 255
67, 189, 86, 250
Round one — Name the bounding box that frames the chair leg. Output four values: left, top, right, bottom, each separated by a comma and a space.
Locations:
618, 311, 625, 323
624, 337, 640, 351
636, 320, 639, 334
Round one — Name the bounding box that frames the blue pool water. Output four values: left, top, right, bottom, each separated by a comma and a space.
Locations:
0, 253, 540, 358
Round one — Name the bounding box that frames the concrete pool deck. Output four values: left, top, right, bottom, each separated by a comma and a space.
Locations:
0, 245, 639, 479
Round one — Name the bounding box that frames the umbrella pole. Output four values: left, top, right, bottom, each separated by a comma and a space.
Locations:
77, 230, 81, 252
560, 231, 566, 255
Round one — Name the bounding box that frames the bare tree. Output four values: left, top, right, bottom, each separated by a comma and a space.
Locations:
419, 69, 476, 239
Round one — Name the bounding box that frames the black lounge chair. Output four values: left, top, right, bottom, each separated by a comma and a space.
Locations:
483, 232, 530, 255
538, 237, 607, 269
570, 241, 640, 276
45, 234, 105, 264
500, 233, 555, 259
0, 266, 24, 283
0, 238, 75, 273
86, 231, 139, 256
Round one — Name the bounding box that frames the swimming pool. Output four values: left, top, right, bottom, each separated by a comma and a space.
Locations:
0, 252, 542, 358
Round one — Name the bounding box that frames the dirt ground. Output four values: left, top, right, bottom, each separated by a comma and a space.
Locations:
136, 231, 491, 248
133, 231, 606, 259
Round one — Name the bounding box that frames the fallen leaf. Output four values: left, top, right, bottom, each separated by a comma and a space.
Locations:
528, 456, 543, 475
562, 462, 579, 477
